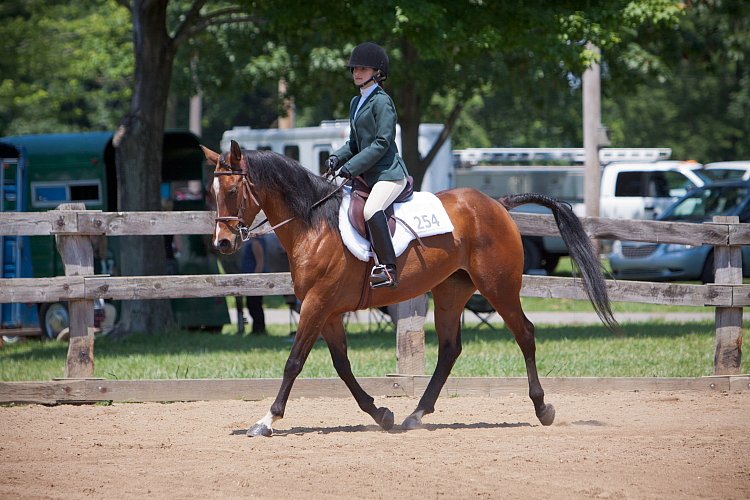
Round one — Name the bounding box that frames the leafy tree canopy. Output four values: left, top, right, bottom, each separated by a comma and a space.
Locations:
0, 0, 132, 135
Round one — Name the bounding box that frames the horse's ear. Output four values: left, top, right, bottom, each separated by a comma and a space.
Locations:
230, 140, 242, 162
200, 145, 219, 164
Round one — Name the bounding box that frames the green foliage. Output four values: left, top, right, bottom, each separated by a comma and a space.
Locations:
604, 0, 750, 161
0, 0, 132, 135
3, 0, 743, 175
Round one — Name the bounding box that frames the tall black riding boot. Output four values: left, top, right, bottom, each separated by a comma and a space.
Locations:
366, 210, 398, 288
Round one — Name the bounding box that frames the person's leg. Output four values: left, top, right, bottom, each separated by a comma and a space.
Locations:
363, 178, 407, 288
246, 295, 266, 334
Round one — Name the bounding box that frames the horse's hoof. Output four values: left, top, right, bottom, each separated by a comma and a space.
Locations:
401, 415, 422, 430
374, 407, 394, 431
537, 404, 556, 426
246, 423, 273, 437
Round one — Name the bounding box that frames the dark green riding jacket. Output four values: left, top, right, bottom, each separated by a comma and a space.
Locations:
333, 86, 408, 187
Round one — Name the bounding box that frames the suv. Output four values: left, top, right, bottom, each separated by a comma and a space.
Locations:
609, 180, 750, 282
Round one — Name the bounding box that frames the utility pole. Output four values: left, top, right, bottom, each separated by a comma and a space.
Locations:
583, 43, 607, 254
583, 42, 601, 220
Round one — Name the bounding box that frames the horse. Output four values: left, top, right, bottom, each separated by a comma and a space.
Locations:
203, 141, 617, 437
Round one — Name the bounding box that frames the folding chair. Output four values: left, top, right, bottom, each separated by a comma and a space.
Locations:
463, 295, 497, 330
368, 306, 393, 334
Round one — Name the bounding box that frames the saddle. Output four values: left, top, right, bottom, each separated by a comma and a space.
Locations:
347, 176, 414, 238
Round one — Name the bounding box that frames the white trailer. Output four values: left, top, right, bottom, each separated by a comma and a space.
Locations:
221, 120, 453, 193
452, 147, 706, 272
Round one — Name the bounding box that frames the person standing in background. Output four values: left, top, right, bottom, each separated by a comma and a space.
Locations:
242, 234, 267, 334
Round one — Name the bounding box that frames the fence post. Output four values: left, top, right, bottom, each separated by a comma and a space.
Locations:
712, 216, 743, 375
395, 293, 428, 375
55, 203, 96, 378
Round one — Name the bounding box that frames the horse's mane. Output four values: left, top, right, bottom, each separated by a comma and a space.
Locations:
245, 149, 341, 229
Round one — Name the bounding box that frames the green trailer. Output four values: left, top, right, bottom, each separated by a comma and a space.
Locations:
0, 131, 229, 338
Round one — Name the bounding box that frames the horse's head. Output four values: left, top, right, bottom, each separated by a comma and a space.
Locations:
201, 140, 261, 254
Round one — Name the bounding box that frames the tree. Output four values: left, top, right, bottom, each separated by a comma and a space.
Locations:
251, 0, 683, 188
0, 0, 132, 135
604, 0, 750, 161
112, 0, 257, 335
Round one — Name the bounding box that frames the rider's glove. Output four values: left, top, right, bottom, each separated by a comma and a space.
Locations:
325, 155, 340, 174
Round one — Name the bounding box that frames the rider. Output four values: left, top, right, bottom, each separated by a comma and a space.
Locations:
325, 42, 408, 289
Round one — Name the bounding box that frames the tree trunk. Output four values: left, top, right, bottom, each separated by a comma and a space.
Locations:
396, 40, 424, 188
113, 0, 176, 334
395, 39, 462, 190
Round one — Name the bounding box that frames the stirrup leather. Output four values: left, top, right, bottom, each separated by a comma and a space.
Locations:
370, 264, 397, 289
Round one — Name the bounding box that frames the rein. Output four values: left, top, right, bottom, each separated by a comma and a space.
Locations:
213, 154, 345, 241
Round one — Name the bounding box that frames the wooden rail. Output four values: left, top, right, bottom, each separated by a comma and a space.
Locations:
2, 376, 748, 405
0, 208, 746, 378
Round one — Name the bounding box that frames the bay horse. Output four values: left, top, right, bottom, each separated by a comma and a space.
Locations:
203, 141, 617, 437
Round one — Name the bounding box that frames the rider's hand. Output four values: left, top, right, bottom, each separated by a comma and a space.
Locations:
325, 155, 339, 174
337, 167, 352, 180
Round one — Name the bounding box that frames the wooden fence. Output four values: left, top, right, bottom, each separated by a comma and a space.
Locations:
1, 205, 747, 382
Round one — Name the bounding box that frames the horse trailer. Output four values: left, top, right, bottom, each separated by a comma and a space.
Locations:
0, 131, 229, 340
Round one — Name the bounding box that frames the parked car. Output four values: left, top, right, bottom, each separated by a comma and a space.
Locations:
608, 180, 750, 283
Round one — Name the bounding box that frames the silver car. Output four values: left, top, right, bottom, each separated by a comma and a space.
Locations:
609, 181, 750, 283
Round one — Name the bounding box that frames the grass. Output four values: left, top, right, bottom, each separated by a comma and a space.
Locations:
4, 258, 743, 382
2, 320, 747, 382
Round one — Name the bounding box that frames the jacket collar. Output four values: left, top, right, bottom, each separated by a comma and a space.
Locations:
351, 86, 381, 123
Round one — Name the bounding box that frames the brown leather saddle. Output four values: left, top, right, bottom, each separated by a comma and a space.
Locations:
348, 176, 414, 238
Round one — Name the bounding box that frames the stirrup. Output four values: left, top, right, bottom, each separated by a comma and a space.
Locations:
370, 264, 397, 289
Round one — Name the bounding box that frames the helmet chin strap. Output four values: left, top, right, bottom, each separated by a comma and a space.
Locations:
354, 72, 385, 88
355, 75, 376, 88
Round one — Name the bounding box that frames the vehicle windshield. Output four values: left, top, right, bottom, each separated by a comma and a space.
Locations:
661, 184, 750, 222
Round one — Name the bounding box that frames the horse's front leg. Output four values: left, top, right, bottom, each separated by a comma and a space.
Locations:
323, 315, 394, 431
246, 304, 323, 437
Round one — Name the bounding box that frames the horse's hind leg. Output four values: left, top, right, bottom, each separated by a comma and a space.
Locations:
488, 293, 555, 426
322, 316, 394, 430
402, 271, 476, 429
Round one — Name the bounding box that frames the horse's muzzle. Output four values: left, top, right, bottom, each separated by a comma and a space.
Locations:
215, 237, 237, 254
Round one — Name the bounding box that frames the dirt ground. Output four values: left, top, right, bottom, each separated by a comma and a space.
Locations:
2, 390, 749, 499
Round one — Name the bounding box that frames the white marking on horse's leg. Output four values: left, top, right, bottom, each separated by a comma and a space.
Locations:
256, 410, 279, 430
410, 409, 426, 421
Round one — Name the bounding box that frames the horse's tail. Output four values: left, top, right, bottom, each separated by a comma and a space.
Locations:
499, 193, 618, 332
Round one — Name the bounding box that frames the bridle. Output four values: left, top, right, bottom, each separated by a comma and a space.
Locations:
213, 153, 272, 241
212, 151, 348, 241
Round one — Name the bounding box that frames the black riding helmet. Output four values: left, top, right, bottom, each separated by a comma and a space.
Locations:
346, 42, 389, 82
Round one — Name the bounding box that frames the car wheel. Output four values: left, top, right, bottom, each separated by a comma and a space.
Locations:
39, 302, 69, 340
522, 238, 543, 273
700, 252, 715, 284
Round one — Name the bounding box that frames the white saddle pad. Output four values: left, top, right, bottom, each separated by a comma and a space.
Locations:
338, 185, 454, 262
